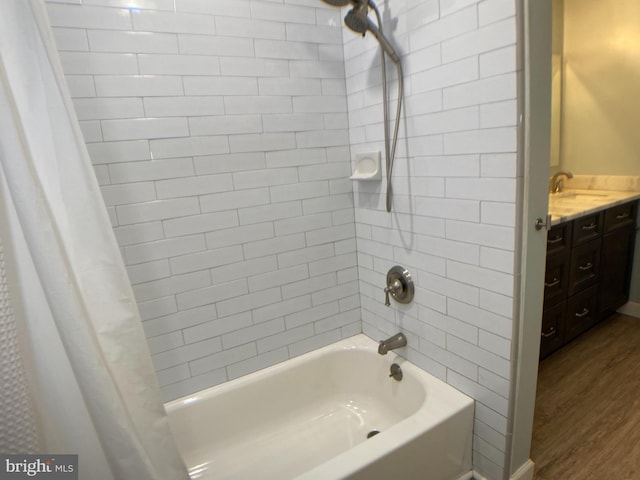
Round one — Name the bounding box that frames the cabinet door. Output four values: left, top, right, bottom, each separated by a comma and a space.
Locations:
603, 202, 636, 233
540, 301, 566, 360
544, 251, 570, 306
547, 223, 572, 256
568, 238, 601, 296
565, 285, 599, 342
600, 225, 636, 317
572, 212, 603, 245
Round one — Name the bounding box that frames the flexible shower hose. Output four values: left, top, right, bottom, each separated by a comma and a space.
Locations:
371, 3, 403, 213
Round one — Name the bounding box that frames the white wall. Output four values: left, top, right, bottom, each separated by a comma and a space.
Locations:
345, 1, 518, 478
47, 0, 521, 477
45, 0, 360, 402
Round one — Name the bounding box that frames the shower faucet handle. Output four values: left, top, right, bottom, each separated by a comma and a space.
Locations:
384, 279, 402, 306
384, 266, 414, 306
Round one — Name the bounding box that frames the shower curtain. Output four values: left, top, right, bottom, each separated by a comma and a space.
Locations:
0, 1, 189, 479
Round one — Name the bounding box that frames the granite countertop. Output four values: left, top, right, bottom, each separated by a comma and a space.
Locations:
548, 189, 640, 226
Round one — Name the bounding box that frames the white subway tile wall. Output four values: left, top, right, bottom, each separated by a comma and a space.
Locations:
45, 0, 359, 405
345, 1, 518, 478
47, 0, 519, 478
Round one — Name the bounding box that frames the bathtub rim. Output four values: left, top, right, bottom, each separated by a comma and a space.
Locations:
165, 333, 475, 480
165, 333, 470, 412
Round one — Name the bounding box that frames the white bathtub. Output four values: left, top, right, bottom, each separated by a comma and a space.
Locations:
165, 334, 475, 480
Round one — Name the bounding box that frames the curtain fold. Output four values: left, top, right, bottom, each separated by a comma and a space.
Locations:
0, 1, 189, 479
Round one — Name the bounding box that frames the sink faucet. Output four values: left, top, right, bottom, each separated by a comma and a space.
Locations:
378, 332, 407, 355
549, 170, 573, 194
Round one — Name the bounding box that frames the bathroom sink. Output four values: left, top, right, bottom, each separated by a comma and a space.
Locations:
550, 190, 610, 200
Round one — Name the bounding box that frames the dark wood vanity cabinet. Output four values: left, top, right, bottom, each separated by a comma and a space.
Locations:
540, 201, 637, 360
540, 301, 566, 359
564, 285, 599, 342
567, 238, 601, 296
599, 202, 637, 318
540, 223, 573, 359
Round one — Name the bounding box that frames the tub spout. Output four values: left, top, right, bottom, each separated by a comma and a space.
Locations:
378, 332, 407, 355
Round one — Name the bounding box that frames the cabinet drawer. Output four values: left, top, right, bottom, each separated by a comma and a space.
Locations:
568, 238, 601, 296
547, 223, 572, 256
540, 301, 566, 360
544, 252, 570, 306
565, 285, 598, 342
572, 211, 603, 245
603, 201, 636, 233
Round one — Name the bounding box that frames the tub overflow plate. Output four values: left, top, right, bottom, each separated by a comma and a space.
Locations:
389, 363, 403, 381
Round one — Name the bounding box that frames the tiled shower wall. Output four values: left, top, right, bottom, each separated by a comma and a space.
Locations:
45, 0, 361, 402
345, 1, 518, 478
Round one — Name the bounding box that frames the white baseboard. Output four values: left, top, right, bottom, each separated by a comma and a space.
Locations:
456, 472, 474, 480
469, 458, 534, 480
510, 459, 535, 480
617, 301, 640, 319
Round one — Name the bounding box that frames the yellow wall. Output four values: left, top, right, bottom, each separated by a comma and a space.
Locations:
561, 0, 640, 175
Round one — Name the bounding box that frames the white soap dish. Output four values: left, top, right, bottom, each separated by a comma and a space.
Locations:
350, 152, 382, 181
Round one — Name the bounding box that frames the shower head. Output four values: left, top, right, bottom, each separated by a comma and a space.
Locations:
322, 0, 400, 63
319, 0, 353, 6
345, 2, 400, 64
344, 2, 369, 34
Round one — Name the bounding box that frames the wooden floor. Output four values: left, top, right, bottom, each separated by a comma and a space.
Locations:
531, 313, 640, 479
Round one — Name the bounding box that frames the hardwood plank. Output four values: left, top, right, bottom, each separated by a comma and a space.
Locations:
533, 324, 640, 453
531, 314, 640, 479
586, 401, 640, 480
534, 382, 640, 479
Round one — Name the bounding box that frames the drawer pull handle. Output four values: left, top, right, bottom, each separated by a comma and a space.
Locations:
581, 223, 598, 231
575, 308, 590, 318
616, 212, 630, 220
541, 327, 556, 338
548, 236, 563, 245
578, 262, 593, 271
545, 278, 560, 288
